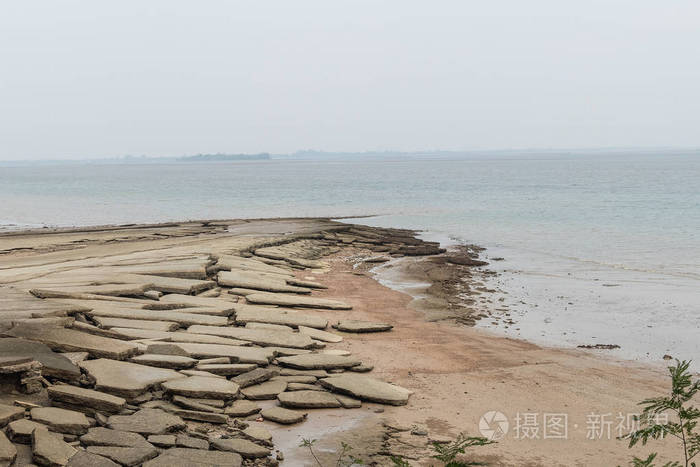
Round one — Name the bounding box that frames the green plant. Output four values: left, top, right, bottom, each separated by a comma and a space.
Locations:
390, 433, 495, 466
621, 360, 700, 467
299, 438, 364, 467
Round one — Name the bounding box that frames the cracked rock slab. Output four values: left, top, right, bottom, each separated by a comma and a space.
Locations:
80, 359, 184, 399
143, 447, 242, 467
319, 375, 411, 406
276, 354, 361, 370
107, 409, 186, 435
162, 376, 240, 399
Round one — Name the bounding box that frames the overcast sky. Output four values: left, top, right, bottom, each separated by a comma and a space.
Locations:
1, 1, 699, 160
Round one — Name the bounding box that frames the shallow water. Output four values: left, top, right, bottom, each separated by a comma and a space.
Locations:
1, 153, 698, 366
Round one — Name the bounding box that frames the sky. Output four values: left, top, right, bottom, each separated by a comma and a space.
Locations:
1, 1, 699, 161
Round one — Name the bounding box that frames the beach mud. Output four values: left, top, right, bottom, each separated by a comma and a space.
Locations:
0, 219, 678, 466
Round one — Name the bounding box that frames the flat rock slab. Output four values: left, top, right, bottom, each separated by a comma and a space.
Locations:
319, 375, 411, 406
32, 427, 78, 467
224, 400, 260, 417
6, 325, 139, 360
7, 419, 46, 444
110, 328, 247, 346
277, 354, 361, 370
145, 343, 189, 356
172, 395, 223, 414
67, 450, 120, 467
187, 325, 315, 349
240, 380, 288, 400
298, 326, 342, 343
80, 427, 153, 449
108, 409, 186, 435
87, 307, 227, 327
0, 338, 81, 381
0, 404, 25, 427
242, 424, 272, 445
260, 407, 307, 425
143, 447, 242, 467
86, 445, 159, 466
196, 363, 257, 376
30, 407, 91, 435
333, 320, 393, 333
231, 368, 279, 388
0, 431, 16, 466
245, 292, 351, 310
171, 409, 228, 424
80, 359, 184, 399
130, 354, 197, 369
278, 390, 342, 408
210, 438, 271, 458
175, 343, 273, 365
216, 255, 293, 275
93, 317, 179, 332
233, 304, 328, 329
157, 293, 238, 312
162, 376, 240, 399
48, 384, 126, 414
218, 271, 310, 294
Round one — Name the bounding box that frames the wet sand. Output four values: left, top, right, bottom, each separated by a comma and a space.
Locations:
0, 219, 682, 466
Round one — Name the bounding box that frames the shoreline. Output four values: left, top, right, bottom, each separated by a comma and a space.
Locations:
0, 218, 679, 465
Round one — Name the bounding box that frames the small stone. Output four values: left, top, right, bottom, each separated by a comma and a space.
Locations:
224, 400, 261, 417
32, 427, 78, 467
411, 426, 428, 436
30, 407, 91, 435
260, 407, 307, 425
210, 437, 271, 458
333, 320, 393, 333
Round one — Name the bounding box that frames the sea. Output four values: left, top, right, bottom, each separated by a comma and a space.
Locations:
1, 153, 699, 368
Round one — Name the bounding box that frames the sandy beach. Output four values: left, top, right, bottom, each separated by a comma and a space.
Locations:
0, 218, 680, 466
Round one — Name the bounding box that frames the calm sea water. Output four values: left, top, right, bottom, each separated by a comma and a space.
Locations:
1, 154, 699, 365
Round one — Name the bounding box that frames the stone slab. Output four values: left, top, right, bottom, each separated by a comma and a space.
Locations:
93, 317, 179, 332
245, 292, 352, 310
0, 404, 25, 427
278, 390, 342, 408
32, 427, 78, 466
130, 354, 197, 369
7, 419, 46, 444
224, 400, 260, 417
86, 445, 159, 466
107, 409, 186, 435
0, 431, 17, 466
196, 363, 258, 376
188, 325, 315, 349
231, 368, 279, 388
276, 354, 361, 370
30, 407, 91, 435
110, 328, 248, 346
143, 447, 242, 467
333, 320, 393, 333
86, 308, 227, 327
0, 338, 81, 381
240, 380, 287, 400
319, 374, 411, 405
298, 326, 343, 343
217, 271, 310, 294
175, 343, 273, 365
48, 384, 126, 414
162, 376, 240, 399
259, 407, 307, 424
233, 304, 328, 329
6, 325, 139, 360
80, 427, 153, 449
67, 450, 120, 467
210, 438, 270, 458
80, 359, 184, 399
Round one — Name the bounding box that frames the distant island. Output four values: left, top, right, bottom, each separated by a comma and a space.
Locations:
177, 153, 270, 162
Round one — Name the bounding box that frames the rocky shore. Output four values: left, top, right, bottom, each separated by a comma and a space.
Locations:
0, 218, 676, 466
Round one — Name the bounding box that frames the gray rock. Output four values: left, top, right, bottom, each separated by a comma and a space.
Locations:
187, 325, 315, 349
210, 437, 270, 458
143, 447, 242, 467
278, 390, 342, 409
195, 363, 257, 376
319, 375, 411, 406
66, 450, 120, 467
0, 338, 81, 381
30, 407, 91, 435
297, 326, 342, 343
334, 394, 362, 409
80, 427, 153, 449
32, 427, 78, 467
0, 404, 25, 427
7, 419, 46, 444
48, 384, 126, 414
241, 424, 272, 445
86, 445, 159, 466
333, 320, 393, 333
145, 343, 189, 356
174, 344, 274, 365
233, 305, 328, 330
175, 434, 208, 450
0, 431, 17, 466
80, 359, 184, 399
276, 354, 361, 370
260, 407, 307, 425
7, 325, 140, 360
130, 354, 197, 369
224, 400, 260, 417
231, 368, 279, 388
171, 395, 223, 413
107, 409, 186, 435
171, 409, 228, 424
240, 380, 287, 400
146, 435, 176, 448
162, 376, 240, 399
245, 292, 352, 310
